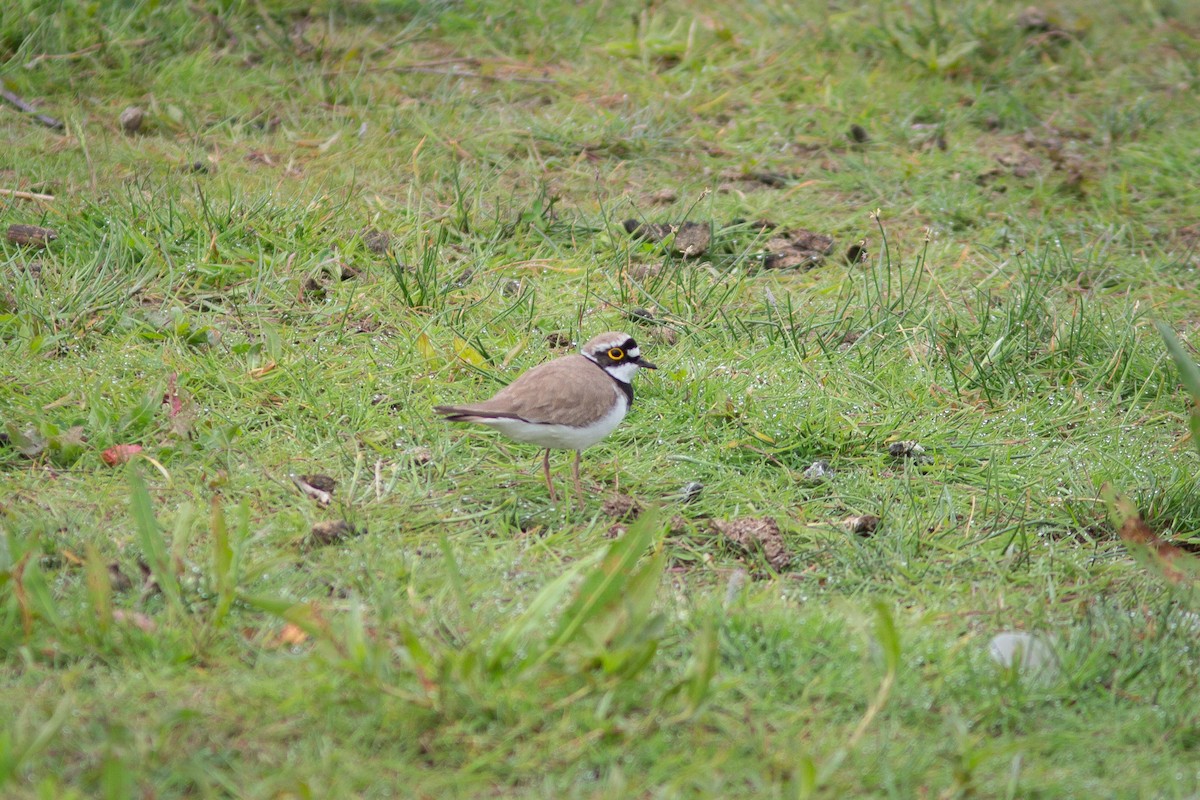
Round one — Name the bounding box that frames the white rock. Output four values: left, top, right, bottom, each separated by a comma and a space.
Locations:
987, 631, 1058, 678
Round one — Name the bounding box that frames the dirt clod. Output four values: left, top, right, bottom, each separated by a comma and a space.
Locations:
361, 229, 393, 254
1016, 6, 1050, 31
848, 123, 869, 143
650, 188, 678, 204
761, 228, 835, 270
545, 332, 572, 348
845, 241, 868, 264
309, 520, 361, 547
624, 220, 711, 257
711, 517, 792, 571
601, 493, 642, 521
844, 514, 880, 536
108, 562, 134, 592
301, 474, 337, 493
727, 218, 778, 233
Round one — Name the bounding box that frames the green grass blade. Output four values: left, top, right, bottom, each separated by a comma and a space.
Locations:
1155, 321, 1200, 456
547, 509, 661, 652
437, 532, 470, 624
127, 468, 183, 614
209, 496, 234, 626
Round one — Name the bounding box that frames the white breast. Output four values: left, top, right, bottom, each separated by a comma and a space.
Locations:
476, 390, 629, 450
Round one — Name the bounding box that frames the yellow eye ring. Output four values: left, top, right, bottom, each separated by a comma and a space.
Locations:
607, 348, 625, 360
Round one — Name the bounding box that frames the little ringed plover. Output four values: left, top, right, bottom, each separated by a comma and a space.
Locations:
434, 331, 656, 506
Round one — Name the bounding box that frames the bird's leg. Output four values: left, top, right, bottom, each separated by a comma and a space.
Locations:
542, 449, 557, 503
572, 450, 584, 510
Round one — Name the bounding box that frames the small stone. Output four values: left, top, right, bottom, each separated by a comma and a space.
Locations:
119, 105, 145, 134
677, 481, 703, 503
723, 568, 748, 608
987, 631, 1058, 678
803, 460, 833, 481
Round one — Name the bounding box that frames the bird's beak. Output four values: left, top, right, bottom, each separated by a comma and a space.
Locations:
637, 357, 657, 370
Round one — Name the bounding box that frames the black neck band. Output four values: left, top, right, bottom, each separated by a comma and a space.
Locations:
588, 358, 634, 407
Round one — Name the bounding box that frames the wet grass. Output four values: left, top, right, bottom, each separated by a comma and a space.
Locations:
2, 0, 1200, 797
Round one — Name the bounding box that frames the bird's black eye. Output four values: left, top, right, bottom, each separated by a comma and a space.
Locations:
607, 347, 625, 360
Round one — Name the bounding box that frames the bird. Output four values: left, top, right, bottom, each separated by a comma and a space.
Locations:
434, 331, 656, 506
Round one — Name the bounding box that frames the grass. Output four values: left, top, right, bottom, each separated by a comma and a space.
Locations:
2, 0, 1200, 796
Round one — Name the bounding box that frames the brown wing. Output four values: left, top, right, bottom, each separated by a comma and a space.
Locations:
437, 355, 618, 427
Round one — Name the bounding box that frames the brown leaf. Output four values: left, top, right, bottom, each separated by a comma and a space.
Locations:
276, 623, 309, 646
248, 361, 277, 379
1104, 485, 1200, 587
163, 373, 183, 418
101, 444, 143, 466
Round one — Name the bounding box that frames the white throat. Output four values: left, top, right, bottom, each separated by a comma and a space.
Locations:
601, 360, 641, 384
